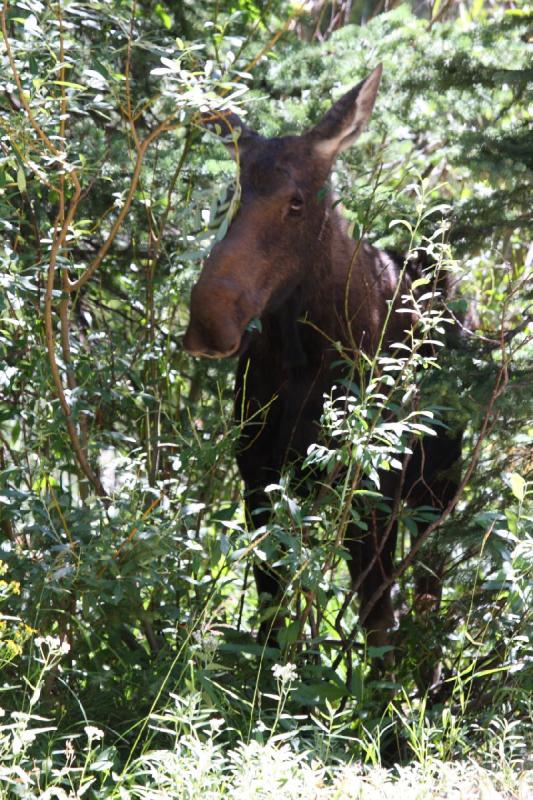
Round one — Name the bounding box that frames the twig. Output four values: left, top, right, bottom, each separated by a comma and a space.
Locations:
66, 118, 178, 294
359, 345, 508, 627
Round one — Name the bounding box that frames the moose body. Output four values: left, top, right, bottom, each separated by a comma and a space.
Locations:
184, 66, 461, 660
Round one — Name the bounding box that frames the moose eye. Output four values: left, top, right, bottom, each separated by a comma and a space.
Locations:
288, 194, 304, 216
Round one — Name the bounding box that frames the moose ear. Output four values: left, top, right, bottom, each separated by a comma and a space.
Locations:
199, 109, 260, 160
308, 64, 382, 162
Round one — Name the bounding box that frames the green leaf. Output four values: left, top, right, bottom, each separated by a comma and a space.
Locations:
246, 317, 262, 334
277, 620, 300, 649
17, 167, 26, 193
155, 2, 172, 28
509, 472, 526, 502
367, 644, 395, 660
50, 80, 87, 90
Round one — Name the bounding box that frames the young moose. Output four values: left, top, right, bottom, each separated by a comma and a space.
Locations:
184, 66, 461, 661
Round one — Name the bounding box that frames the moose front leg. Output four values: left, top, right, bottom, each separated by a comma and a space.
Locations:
345, 515, 398, 667
405, 432, 462, 607
244, 487, 285, 646
408, 479, 460, 691
404, 432, 463, 690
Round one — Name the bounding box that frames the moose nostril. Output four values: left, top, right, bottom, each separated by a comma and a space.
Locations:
184, 328, 241, 359
184, 301, 243, 358
184, 266, 265, 359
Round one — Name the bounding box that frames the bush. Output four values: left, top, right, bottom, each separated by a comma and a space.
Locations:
0, 0, 531, 793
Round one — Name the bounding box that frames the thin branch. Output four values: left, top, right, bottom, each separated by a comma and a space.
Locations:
359, 351, 508, 628
66, 118, 177, 294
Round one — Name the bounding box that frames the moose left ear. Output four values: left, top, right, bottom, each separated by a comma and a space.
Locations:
199, 109, 261, 160
308, 64, 382, 162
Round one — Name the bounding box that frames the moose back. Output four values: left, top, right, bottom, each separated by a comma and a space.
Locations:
184, 66, 462, 662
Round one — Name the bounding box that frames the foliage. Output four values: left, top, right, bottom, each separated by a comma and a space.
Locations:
0, 0, 531, 794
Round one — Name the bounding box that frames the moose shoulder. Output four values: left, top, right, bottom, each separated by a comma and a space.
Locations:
184, 66, 462, 668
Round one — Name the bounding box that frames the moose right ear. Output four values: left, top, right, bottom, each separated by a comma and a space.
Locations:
199, 110, 260, 160
307, 64, 382, 163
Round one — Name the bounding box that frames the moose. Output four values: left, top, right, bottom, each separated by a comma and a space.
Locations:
184, 66, 462, 668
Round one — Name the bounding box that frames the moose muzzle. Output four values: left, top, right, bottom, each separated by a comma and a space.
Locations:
183, 276, 259, 359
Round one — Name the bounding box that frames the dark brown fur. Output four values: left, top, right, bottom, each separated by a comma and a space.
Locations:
184, 67, 461, 663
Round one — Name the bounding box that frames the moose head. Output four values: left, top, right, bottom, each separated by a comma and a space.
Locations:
183, 65, 382, 358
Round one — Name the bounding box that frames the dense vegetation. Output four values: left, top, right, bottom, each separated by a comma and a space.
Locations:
0, 0, 531, 796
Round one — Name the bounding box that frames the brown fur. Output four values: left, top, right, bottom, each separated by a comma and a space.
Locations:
184, 68, 462, 665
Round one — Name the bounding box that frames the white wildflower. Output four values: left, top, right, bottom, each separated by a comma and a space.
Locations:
271, 662, 298, 684
34, 635, 69, 654
84, 725, 104, 742
192, 629, 219, 658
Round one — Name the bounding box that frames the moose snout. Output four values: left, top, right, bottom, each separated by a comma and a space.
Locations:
184, 276, 257, 359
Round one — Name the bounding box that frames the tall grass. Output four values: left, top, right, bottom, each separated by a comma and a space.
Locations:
1, 627, 531, 798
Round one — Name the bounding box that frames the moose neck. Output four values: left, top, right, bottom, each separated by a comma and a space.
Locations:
259, 202, 352, 369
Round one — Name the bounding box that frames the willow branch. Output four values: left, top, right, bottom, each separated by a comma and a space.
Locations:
1, 0, 58, 157
359, 357, 508, 627
45, 187, 106, 496
66, 118, 177, 293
